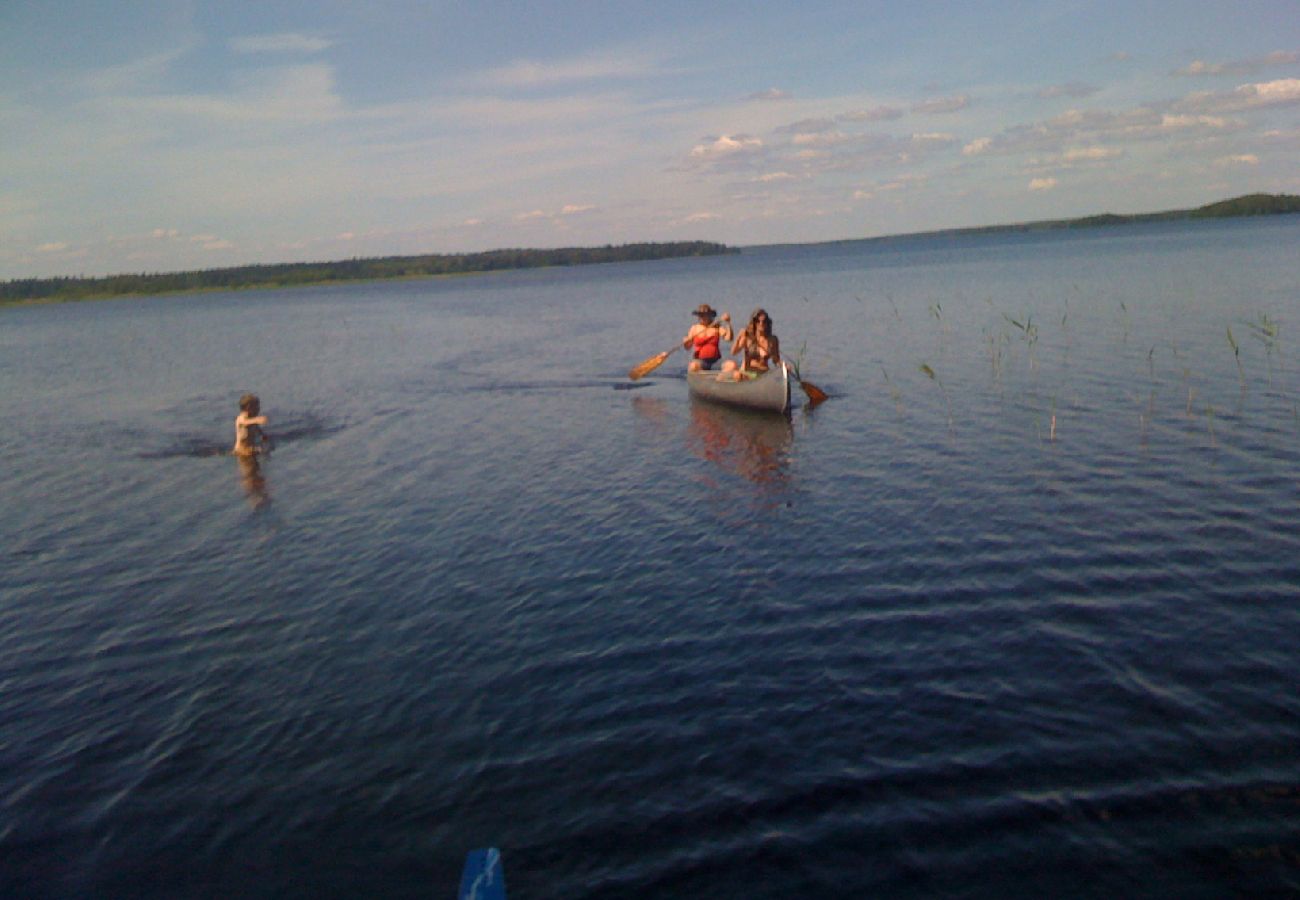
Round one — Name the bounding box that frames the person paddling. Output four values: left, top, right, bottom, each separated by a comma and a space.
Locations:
682, 303, 733, 372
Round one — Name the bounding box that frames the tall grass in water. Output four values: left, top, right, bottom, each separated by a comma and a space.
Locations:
1241, 312, 1279, 384
1227, 325, 1245, 386
919, 362, 953, 432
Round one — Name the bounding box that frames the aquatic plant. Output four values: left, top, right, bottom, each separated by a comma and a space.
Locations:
1240, 312, 1279, 382
1003, 313, 1039, 370
919, 362, 953, 431
881, 367, 903, 414
1226, 325, 1245, 385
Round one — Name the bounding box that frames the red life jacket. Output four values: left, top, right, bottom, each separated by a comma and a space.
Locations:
693, 330, 721, 360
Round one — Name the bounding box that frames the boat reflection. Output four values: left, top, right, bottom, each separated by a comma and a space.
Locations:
686, 398, 793, 486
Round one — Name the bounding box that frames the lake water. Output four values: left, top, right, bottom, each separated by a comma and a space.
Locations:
2, 217, 1298, 898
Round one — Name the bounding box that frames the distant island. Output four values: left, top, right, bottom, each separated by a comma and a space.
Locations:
823, 192, 1300, 247
938, 192, 1300, 236
0, 241, 735, 305
3, 193, 1298, 305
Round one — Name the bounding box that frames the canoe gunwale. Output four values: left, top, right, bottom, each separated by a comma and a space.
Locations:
686, 364, 791, 414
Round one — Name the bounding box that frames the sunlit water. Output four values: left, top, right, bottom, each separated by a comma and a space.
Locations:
2, 217, 1298, 898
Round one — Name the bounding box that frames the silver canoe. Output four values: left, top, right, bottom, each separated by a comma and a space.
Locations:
686, 363, 791, 414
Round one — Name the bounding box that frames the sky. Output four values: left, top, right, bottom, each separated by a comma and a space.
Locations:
2, 1, 1297, 279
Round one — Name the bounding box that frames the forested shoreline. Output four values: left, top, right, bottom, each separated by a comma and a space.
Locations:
782, 193, 1300, 251
0, 242, 735, 304
5, 193, 1298, 305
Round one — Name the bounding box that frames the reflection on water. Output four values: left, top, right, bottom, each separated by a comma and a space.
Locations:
630, 395, 795, 486
687, 399, 794, 486
236, 453, 271, 510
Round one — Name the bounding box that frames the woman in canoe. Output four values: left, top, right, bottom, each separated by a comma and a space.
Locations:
727, 308, 782, 379
682, 303, 733, 372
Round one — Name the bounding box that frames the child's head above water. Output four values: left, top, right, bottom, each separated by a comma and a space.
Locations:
239, 393, 260, 415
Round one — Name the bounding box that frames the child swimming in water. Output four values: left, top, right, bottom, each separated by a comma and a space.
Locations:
233, 393, 269, 456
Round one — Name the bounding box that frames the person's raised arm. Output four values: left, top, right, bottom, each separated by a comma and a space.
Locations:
731, 329, 748, 357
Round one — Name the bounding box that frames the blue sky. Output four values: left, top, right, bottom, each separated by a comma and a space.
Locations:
2, 1, 1297, 278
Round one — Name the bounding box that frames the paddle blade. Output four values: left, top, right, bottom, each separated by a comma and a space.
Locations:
799, 378, 829, 406
459, 848, 505, 900
628, 348, 674, 380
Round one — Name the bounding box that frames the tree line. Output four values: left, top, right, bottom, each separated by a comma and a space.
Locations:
1, 241, 736, 304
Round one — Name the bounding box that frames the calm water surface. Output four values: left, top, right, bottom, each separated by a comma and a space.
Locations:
2, 218, 1298, 897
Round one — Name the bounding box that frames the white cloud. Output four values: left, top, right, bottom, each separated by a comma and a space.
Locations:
747, 88, 792, 102
1173, 50, 1300, 77
911, 132, 957, 145
754, 172, 798, 182
230, 33, 335, 55
879, 174, 927, 192
475, 49, 660, 88
560, 204, 595, 215
1029, 177, 1058, 191
689, 134, 763, 159
1062, 146, 1121, 161
839, 106, 904, 122
77, 47, 192, 93
36, 242, 69, 253
962, 137, 992, 155
1175, 78, 1300, 114
1216, 154, 1260, 165
1038, 83, 1099, 99
792, 130, 849, 146
514, 210, 547, 221
683, 212, 720, 223
109, 64, 346, 125
912, 95, 970, 115
776, 117, 837, 134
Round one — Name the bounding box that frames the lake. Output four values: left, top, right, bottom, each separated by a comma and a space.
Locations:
2, 217, 1298, 898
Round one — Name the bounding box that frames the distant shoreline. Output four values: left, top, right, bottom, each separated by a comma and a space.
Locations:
4, 194, 1297, 306
0, 242, 735, 307
751, 192, 1300, 250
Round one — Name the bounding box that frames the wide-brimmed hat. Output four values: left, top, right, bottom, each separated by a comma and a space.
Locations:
693, 303, 717, 318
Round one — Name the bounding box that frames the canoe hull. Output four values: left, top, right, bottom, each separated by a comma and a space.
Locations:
686, 365, 791, 414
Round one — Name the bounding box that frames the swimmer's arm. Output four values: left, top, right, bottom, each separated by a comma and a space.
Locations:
236, 413, 268, 427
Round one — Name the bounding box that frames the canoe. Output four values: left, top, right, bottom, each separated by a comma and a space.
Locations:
686, 363, 791, 414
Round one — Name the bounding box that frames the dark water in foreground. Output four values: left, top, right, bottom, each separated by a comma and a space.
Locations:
2, 218, 1298, 897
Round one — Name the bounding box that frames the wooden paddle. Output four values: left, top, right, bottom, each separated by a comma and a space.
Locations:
798, 376, 829, 405
784, 360, 828, 405
628, 345, 679, 380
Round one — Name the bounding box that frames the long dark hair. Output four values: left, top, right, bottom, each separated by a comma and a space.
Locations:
742, 308, 772, 343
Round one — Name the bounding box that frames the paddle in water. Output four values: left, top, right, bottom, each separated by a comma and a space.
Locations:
786, 351, 828, 406
628, 346, 678, 380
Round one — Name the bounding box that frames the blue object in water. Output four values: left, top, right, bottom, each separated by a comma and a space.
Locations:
458, 848, 505, 900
